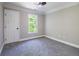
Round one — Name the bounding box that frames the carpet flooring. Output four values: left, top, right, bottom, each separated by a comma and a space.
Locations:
1, 37, 79, 56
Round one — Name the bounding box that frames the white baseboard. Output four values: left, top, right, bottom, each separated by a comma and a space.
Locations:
0, 43, 4, 55
5, 35, 45, 44
45, 35, 79, 49
21, 35, 45, 41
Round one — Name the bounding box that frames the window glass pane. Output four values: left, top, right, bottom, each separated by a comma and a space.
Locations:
28, 14, 37, 33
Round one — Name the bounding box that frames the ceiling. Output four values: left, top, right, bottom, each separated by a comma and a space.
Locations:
4, 2, 79, 14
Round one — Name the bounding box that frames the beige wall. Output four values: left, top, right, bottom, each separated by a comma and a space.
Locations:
0, 3, 3, 54
3, 3, 45, 40
46, 4, 79, 46
20, 11, 45, 39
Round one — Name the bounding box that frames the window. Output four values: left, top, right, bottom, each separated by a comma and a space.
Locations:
28, 14, 38, 33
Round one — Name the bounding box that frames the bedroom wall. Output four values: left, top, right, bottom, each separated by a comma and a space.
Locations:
3, 3, 45, 40
0, 3, 4, 54
20, 12, 45, 38
45, 4, 79, 46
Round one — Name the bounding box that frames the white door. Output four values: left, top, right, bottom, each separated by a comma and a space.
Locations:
4, 9, 20, 44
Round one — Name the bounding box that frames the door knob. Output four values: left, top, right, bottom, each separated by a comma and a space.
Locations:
16, 27, 19, 30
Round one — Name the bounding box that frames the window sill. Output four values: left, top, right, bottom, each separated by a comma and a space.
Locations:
28, 32, 38, 34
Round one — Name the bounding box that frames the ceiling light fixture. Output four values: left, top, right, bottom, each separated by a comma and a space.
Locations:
35, 2, 47, 8
38, 2, 47, 6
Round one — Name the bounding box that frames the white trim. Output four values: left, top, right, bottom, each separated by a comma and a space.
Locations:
45, 35, 79, 49
28, 32, 37, 34
0, 43, 4, 55
46, 3, 79, 14
5, 35, 45, 44
20, 35, 45, 41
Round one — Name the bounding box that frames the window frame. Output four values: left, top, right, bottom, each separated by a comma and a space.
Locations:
28, 14, 38, 34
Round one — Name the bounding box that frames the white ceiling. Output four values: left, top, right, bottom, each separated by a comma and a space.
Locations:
5, 2, 79, 14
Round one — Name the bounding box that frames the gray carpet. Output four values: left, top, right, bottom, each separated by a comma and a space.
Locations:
1, 37, 79, 56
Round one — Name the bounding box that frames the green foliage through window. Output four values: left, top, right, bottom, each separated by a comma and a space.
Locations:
28, 14, 37, 33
